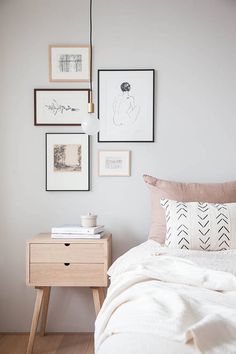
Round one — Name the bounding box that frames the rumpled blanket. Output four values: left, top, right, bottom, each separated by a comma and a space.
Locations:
95, 241, 236, 354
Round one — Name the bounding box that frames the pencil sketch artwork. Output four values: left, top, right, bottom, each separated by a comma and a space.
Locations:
54, 144, 82, 172
58, 54, 82, 72
45, 99, 80, 116
105, 157, 123, 170
113, 82, 140, 127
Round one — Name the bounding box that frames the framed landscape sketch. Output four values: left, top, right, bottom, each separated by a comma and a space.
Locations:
98, 150, 131, 176
98, 69, 155, 142
46, 133, 90, 191
49, 45, 90, 82
34, 89, 90, 126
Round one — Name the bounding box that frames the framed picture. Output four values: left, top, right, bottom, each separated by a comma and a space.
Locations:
49, 45, 90, 82
98, 150, 131, 176
46, 133, 90, 191
34, 89, 90, 126
98, 69, 155, 142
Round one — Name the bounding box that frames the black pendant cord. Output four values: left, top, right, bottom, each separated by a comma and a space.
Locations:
89, 0, 93, 93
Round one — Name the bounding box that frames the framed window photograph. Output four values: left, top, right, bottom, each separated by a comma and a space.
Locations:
46, 133, 90, 191
49, 45, 90, 82
34, 89, 90, 126
98, 150, 131, 176
98, 69, 155, 143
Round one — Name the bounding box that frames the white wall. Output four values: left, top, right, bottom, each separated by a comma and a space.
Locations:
0, 0, 236, 332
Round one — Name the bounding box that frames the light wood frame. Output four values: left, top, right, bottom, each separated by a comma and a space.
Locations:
49, 45, 90, 82
98, 150, 131, 177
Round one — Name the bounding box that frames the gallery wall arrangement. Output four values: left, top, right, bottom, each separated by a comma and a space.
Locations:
33, 0, 155, 191
34, 60, 155, 190
33, 64, 155, 190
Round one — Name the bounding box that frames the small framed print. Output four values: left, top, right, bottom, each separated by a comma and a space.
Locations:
34, 89, 90, 126
98, 69, 155, 142
98, 150, 131, 177
46, 133, 90, 191
49, 45, 90, 82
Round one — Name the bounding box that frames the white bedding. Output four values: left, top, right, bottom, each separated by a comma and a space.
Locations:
95, 240, 236, 354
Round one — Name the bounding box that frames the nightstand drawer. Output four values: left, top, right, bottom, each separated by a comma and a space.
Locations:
29, 263, 107, 286
30, 243, 105, 263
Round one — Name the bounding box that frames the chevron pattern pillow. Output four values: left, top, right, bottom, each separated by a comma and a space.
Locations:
160, 199, 236, 251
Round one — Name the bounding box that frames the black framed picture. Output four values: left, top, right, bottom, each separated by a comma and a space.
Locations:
46, 133, 90, 191
98, 69, 155, 142
34, 89, 90, 126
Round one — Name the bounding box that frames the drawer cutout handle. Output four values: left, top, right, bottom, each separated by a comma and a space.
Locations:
64, 243, 70, 247
64, 263, 70, 266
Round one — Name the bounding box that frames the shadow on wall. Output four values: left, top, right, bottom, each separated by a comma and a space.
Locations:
111, 230, 145, 260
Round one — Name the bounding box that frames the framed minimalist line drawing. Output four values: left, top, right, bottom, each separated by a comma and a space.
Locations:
46, 133, 90, 191
98, 150, 131, 176
34, 89, 90, 126
98, 69, 155, 143
49, 45, 90, 82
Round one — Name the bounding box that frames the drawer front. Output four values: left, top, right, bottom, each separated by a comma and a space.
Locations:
30, 243, 105, 263
29, 263, 107, 286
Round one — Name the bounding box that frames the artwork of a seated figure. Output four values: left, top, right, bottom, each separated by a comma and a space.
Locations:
113, 82, 140, 126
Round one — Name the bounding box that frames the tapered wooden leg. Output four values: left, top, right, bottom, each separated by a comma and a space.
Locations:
39, 287, 51, 336
26, 287, 44, 354
91, 287, 105, 316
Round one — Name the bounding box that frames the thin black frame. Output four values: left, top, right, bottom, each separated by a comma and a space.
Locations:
45, 133, 90, 191
97, 69, 155, 143
34, 89, 90, 126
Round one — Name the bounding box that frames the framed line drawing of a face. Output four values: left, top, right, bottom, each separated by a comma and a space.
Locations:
46, 133, 90, 191
98, 69, 155, 142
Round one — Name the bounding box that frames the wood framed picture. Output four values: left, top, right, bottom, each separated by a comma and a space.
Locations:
98, 150, 131, 176
34, 89, 90, 126
46, 133, 90, 191
98, 69, 155, 143
49, 45, 90, 82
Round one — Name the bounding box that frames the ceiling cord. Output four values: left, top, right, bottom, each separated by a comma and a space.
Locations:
89, 0, 93, 93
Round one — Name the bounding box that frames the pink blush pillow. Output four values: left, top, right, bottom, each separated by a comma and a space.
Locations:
143, 174, 236, 243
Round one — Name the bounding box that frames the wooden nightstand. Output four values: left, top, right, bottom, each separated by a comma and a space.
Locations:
26, 233, 112, 354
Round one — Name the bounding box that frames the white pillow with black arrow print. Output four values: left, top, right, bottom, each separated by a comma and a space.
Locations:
160, 199, 236, 251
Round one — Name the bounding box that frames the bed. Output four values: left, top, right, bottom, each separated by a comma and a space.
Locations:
95, 176, 236, 353
95, 240, 236, 354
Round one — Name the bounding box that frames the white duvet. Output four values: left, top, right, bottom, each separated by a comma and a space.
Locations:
95, 241, 236, 354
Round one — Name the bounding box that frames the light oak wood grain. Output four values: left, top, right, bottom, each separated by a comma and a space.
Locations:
0, 333, 94, 354
26, 233, 111, 353
30, 243, 105, 263
29, 263, 106, 287
91, 288, 105, 316
27, 288, 44, 354
0, 334, 28, 354
39, 287, 51, 337
27, 233, 110, 244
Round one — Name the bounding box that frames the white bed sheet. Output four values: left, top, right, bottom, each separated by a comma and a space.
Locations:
96, 240, 236, 354
98, 332, 196, 354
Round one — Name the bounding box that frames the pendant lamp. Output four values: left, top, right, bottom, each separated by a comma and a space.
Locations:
81, 0, 100, 135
